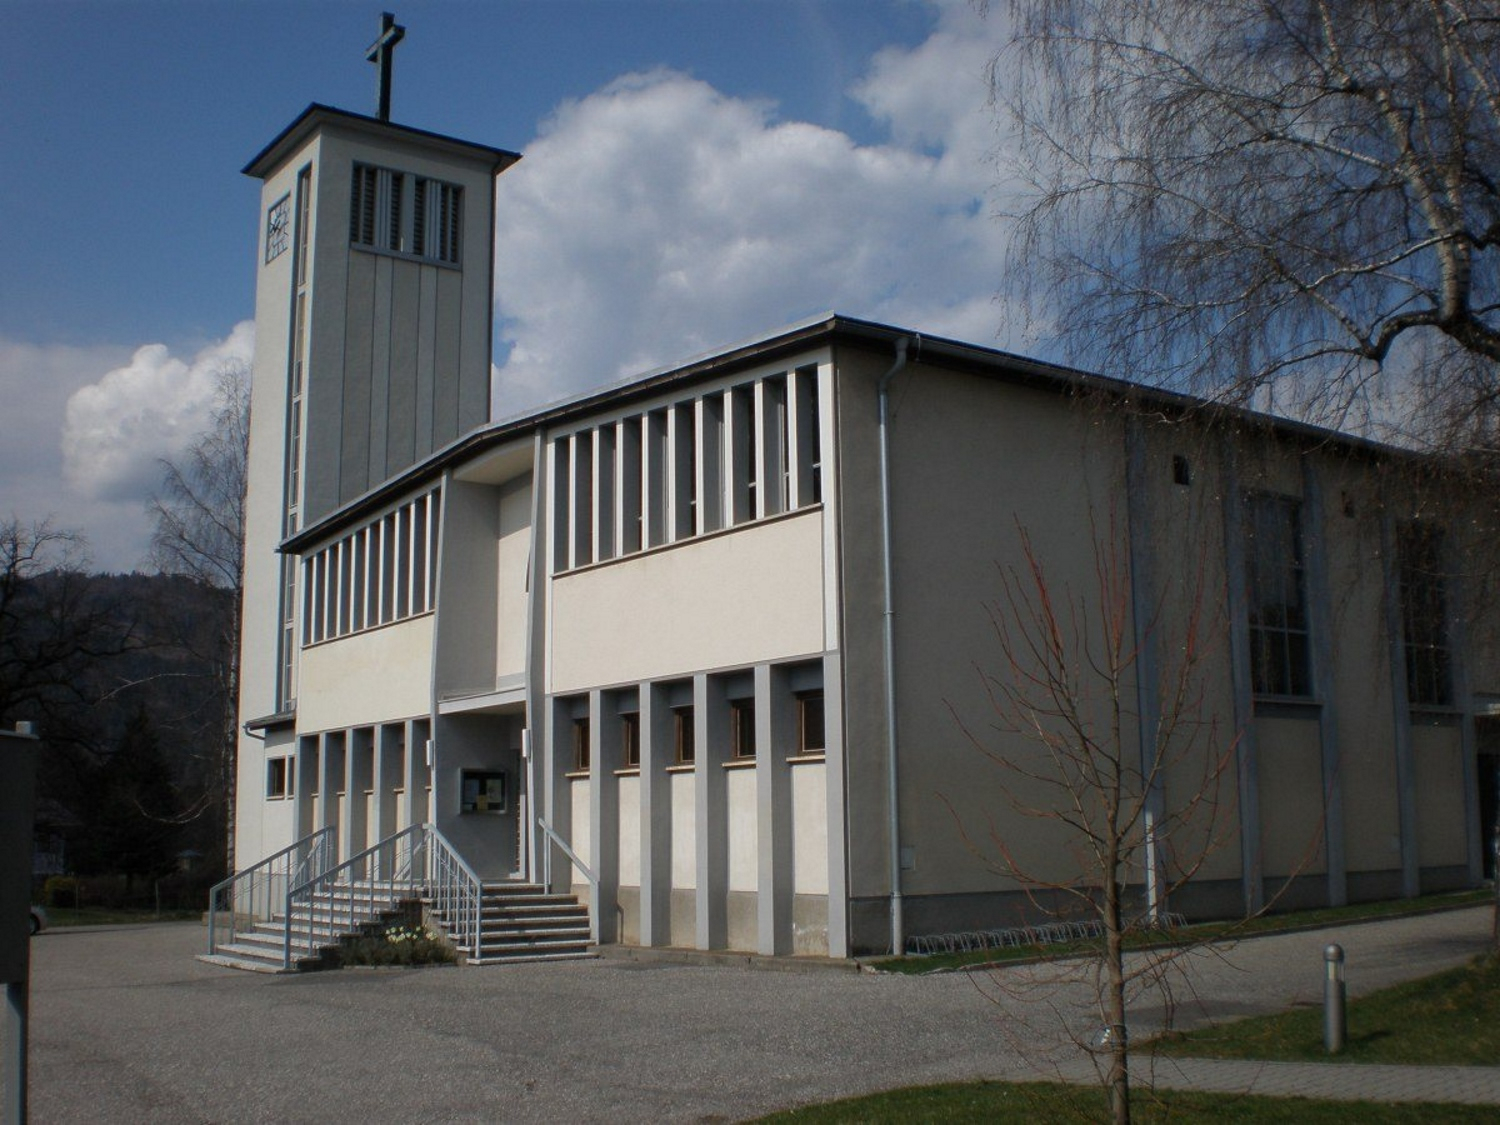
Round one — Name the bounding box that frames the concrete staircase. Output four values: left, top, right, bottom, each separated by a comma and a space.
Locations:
434, 882, 594, 965
198, 882, 422, 974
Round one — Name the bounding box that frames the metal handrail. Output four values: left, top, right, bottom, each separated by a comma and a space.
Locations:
537, 816, 598, 889
206, 827, 335, 957
284, 824, 425, 968
424, 826, 484, 957
537, 816, 599, 944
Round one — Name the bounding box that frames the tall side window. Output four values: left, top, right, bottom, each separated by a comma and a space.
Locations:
1399, 523, 1453, 706
1245, 493, 1311, 697
277, 166, 313, 710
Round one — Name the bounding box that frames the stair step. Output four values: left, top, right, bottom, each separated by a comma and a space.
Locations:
483, 924, 594, 942
466, 950, 598, 966
197, 952, 298, 975
206, 844, 595, 973
206, 942, 321, 969
477, 936, 592, 953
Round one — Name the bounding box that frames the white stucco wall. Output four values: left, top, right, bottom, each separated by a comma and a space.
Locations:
791, 761, 828, 896
617, 774, 641, 886
548, 511, 825, 692
570, 778, 592, 869
726, 767, 758, 892
670, 771, 696, 889
296, 616, 434, 732
496, 479, 531, 681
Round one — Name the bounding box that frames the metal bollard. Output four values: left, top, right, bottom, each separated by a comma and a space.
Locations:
1324, 943, 1346, 1054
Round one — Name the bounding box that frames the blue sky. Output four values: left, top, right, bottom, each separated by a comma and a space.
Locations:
1, 0, 1019, 569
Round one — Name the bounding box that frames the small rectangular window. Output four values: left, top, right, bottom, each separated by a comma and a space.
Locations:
796, 690, 826, 755
573, 717, 591, 772
673, 706, 695, 765
731, 699, 756, 760
621, 713, 640, 768
266, 757, 290, 799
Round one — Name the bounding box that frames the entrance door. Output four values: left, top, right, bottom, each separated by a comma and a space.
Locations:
1477, 717, 1500, 880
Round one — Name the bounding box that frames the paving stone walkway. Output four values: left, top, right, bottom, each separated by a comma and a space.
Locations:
1066, 1057, 1500, 1106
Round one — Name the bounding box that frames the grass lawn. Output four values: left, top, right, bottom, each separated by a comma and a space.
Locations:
868, 890, 1493, 974
754, 1080, 1495, 1123
1154, 952, 1500, 1066
45, 906, 201, 927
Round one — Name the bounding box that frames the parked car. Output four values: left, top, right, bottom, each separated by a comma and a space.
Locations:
29, 905, 48, 935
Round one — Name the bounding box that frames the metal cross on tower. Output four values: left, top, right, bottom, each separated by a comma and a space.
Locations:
366, 11, 406, 123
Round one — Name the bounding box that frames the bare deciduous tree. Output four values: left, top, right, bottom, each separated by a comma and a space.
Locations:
987, 0, 1500, 441
148, 361, 249, 873
0, 519, 135, 723
950, 512, 1237, 1125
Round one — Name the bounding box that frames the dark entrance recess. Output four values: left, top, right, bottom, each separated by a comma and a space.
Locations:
1477, 718, 1500, 880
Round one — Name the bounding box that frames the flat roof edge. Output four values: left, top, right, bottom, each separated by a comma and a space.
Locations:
243, 103, 521, 178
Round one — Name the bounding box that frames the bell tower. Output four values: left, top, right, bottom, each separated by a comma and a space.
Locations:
237, 13, 520, 733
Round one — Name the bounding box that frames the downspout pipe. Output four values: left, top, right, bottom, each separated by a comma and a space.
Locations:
878, 335, 913, 956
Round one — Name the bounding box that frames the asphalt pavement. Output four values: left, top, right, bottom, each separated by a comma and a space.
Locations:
3, 905, 1495, 1122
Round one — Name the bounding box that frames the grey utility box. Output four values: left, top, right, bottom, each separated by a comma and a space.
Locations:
0, 727, 39, 984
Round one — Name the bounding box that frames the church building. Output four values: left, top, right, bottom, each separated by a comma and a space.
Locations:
216, 23, 1499, 969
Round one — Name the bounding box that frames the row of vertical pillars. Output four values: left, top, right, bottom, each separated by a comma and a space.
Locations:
294, 718, 432, 862
545, 657, 841, 957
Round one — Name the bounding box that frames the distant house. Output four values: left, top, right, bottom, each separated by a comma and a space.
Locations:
223, 100, 1497, 967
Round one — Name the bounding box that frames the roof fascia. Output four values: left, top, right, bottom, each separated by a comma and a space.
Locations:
243, 102, 521, 179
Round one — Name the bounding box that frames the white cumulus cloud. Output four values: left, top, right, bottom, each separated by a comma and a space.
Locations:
61, 321, 254, 504
492, 4, 1014, 414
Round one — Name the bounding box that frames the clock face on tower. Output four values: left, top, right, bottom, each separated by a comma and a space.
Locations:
265, 194, 291, 263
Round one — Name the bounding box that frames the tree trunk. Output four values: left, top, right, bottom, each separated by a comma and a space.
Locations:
1105, 876, 1131, 1125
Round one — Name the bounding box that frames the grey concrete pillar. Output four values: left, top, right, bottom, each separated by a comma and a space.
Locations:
401, 722, 421, 833
542, 697, 567, 893
694, 673, 729, 949
639, 682, 672, 946
822, 652, 849, 958
1379, 512, 1420, 898
1302, 461, 1346, 906
590, 689, 620, 943
346, 727, 373, 856
1123, 416, 1167, 917
756, 664, 794, 955
1220, 443, 1264, 914
295, 735, 317, 839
